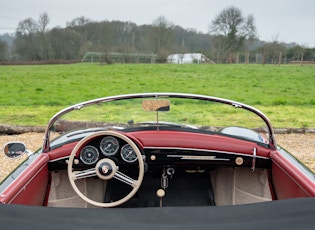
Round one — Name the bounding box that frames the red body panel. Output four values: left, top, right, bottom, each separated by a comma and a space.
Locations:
129, 130, 271, 157
48, 141, 78, 161
48, 130, 271, 161
0, 154, 49, 205
271, 151, 315, 199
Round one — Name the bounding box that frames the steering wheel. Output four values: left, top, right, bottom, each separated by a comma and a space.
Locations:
67, 131, 144, 207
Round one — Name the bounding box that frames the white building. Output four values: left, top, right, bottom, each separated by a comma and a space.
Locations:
167, 53, 212, 64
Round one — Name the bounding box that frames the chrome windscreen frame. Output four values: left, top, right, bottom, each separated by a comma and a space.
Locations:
42, 93, 276, 152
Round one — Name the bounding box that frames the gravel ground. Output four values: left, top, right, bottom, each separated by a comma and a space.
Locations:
0, 132, 314, 181
275, 133, 315, 171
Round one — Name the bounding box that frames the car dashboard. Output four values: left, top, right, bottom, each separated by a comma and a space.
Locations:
47, 127, 272, 173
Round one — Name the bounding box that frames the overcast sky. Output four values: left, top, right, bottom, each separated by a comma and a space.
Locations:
1, 0, 314, 46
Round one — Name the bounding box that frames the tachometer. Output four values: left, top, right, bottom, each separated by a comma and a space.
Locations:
80, 146, 99, 165
120, 144, 137, 163
100, 136, 119, 156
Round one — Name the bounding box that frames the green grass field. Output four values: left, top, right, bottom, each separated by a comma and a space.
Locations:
0, 63, 314, 127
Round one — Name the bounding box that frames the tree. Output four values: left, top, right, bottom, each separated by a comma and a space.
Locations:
260, 41, 286, 64
16, 18, 38, 35
0, 39, 8, 61
110, 21, 137, 53
38, 12, 50, 60
48, 27, 83, 60
150, 16, 175, 62
14, 18, 39, 60
66, 16, 91, 27
14, 14, 51, 61
38, 12, 50, 32
209, 6, 256, 63
286, 45, 315, 64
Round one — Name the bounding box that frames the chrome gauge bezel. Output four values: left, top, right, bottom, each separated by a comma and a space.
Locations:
120, 144, 138, 163
80, 145, 99, 165
100, 136, 120, 156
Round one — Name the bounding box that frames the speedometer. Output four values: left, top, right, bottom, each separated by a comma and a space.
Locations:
80, 146, 99, 165
100, 136, 119, 156
120, 144, 137, 163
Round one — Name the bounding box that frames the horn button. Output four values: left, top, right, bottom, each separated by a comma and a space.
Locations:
96, 159, 117, 180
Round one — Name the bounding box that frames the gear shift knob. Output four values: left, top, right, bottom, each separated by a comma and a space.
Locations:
156, 189, 165, 198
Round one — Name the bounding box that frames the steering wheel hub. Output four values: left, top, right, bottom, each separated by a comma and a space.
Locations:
96, 159, 117, 180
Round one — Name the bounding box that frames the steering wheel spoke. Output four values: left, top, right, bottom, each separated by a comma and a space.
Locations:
114, 170, 138, 187
72, 168, 97, 180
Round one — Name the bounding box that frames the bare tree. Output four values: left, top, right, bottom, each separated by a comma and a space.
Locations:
14, 13, 52, 61
37, 13, 50, 60
258, 41, 286, 65
38, 12, 50, 32
66, 16, 91, 27
150, 16, 175, 62
14, 18, 39, 60
0, 40, 8, 61
48, 27, 83, 60
209, 6, 256, 63
16, 18, 38, 35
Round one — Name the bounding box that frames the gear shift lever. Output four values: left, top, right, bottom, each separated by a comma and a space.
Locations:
156, 189, 165, 207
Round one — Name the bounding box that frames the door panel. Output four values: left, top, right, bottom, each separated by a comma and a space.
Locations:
0, 154, 49, 206
271, 149, 315, 199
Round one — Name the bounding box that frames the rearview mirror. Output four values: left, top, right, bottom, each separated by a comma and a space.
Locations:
142, 99, 170, 112
3, 142, 26, 158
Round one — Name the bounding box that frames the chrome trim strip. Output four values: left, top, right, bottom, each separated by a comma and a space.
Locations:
48, 156, 69, 162
167, 155, 230, 161
251, 147, 257, 172
145, 146, 270, 159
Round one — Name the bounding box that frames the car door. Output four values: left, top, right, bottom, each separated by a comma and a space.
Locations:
271, 148, 315, 199
0, 152, 49, 206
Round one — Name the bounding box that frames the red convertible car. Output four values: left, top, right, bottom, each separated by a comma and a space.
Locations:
1, 93, 314, 229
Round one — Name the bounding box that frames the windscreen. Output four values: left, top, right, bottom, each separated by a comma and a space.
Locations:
48, 96, 270, 145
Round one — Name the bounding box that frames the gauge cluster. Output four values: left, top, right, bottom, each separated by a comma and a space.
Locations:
79, 135, 138, 165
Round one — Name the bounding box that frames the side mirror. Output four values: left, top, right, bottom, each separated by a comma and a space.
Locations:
3, 142, 26, 158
